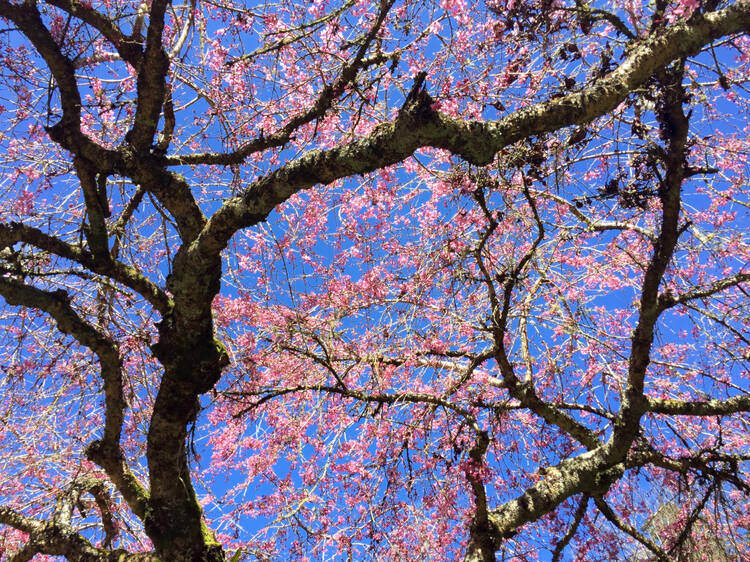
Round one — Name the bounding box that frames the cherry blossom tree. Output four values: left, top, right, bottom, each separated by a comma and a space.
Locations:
0, 0, 749, 560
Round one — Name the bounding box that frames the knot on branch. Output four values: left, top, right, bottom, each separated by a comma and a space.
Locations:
85, 439, 122, 466
51, 288, 71, 304
467, 514, 504, 559
469, 430, 490, 462
398, 71, 435, 124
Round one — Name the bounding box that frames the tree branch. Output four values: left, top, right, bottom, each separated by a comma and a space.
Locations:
169, 0, 396, 166
551, 494, 589, 562
0, 505, 156, 561
593, 496, 670, 561
647, 394, 750, 416
464, 431, 498, 562
534, 189, 656, 242
128, 0, 170, 150
0, 221, 171, 314
0, 0, 117, 166
486, 455, 626, 540
234, 384, 477, 422
193, 2, 750, 256
610, 58, 691, 457
74, 156, 112, 264
0, 278, 150, 520
473, 186, 602, 452
43, 0, 143, 66
658, 272, 750, 311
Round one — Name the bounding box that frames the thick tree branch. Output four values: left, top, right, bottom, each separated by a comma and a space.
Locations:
464, 431, 497, 562
0, 505, 156, 561
84, 440, 150, 523
486, 452, 626, 540
610, 60, 690, 457
129, 159, 207, 242
76, 477, 118, 548
481, 74, 723, 540
0, 506, 39, 535
128, 0, 170, 150
74, 156, 112, 264
193, 2, 750, 256
647, 394, 750, 415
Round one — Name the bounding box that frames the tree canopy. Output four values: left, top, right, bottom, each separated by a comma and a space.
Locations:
0, 0, 748, 560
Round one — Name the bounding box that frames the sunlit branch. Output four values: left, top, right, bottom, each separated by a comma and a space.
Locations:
111, 186, 146, 238
469, 186, 502, 346
519, 277, 546, 383
168, 0, 196, 59
476, 185, 602, 451
683, 301, 750, 347
174, 2, 750, 177
485, 457, 627, 541
225, 0, 357, 66
0, 506, 39, 535
80, 478, 118, 548
276, 341, 609, 450
110, 185, 147, 263
534, 189, 656, 242
283, 331, 496, 392
73, 52, 122, 69
155, 86, 176, 152
279, 336, 485, 375
647, 394, 750, 415
187, 2, 750, 316
0, 279, 123, 443
278, 340, 349, 388
132, 1, 147, 39
0, 504, 156, 561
